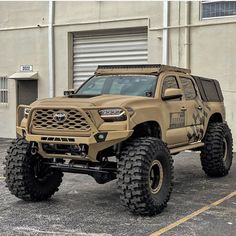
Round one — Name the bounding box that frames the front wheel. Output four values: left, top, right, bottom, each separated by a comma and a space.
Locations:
4, 138, 63, 201
200, 122, 233, 177
117, 137, 174, 216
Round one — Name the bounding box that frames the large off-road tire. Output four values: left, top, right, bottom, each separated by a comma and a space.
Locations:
201, 122, 233, 177
4, 138, 63, 201
117, 137, 174, 216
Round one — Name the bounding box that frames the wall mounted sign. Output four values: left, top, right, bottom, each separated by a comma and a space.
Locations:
20, 65, 33, 72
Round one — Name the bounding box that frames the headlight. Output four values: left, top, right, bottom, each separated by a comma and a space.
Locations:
24, 108, 31, 119
98, 107, 134, 122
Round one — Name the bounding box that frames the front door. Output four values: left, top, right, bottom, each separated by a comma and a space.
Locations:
161, 75, 188, 147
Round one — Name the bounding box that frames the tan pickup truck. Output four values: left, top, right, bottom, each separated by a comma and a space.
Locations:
4, 64, 233, 216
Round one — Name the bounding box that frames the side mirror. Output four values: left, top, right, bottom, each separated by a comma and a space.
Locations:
162, 88, 183, 101
64, 89, 75, 96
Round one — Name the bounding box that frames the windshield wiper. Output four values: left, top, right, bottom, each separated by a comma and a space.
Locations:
68, 94, 102, 98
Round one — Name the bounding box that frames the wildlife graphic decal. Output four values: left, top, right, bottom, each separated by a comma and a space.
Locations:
186, 99, 211, 143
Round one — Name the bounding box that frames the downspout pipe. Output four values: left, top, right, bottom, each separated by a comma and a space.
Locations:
185, 1, 191, 69
162, 0, 169, 65
48, 0, 55, 98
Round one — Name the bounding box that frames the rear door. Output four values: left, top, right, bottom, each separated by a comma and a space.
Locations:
178, 75, 204, 143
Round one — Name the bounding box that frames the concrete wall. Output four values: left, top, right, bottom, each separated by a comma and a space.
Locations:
0, 1, 236, 146
190, 1, 236, 142
0, 2, 48, 138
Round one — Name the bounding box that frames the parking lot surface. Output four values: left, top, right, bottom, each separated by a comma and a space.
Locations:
0, 138, 235, 236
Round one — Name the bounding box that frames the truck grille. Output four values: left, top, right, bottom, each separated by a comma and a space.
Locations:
31, 108, 91, 133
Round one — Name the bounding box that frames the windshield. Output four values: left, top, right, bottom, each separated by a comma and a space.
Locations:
76, 75, 158, 97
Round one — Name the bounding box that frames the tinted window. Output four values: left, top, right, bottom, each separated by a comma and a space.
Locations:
162, 76, 179, 94
201, 80, 221, 101
180, 77, 196, 100
77, 77, 106, 95
76, 75, 158, 97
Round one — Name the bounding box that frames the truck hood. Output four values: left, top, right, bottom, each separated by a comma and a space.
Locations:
30, 94, 153, 108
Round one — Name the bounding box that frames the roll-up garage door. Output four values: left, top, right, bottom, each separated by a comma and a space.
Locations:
73, 31, 148, 88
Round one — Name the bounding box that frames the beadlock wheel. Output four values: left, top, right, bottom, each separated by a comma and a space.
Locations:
201, 122, 233, 177
4, 138, 63, 201
117, 137, 174, 216
223, 137, 228, 162
149, 160, 164, 194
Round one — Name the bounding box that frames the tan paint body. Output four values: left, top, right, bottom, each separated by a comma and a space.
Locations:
17, 66, 225, 161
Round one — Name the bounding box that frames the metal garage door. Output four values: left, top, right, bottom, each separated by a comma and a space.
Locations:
73, 31, 148, 88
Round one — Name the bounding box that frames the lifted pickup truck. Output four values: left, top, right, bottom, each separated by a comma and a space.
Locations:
4, 64, 233, 216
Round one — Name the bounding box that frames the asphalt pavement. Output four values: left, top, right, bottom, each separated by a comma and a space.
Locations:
0, 138, 235, 236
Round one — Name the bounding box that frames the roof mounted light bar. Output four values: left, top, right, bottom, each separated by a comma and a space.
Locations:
95, 64, 191, 75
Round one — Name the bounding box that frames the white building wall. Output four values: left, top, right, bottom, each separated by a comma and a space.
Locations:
0, 2, 49, 138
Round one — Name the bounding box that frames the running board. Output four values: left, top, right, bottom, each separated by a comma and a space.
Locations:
170, 142, 204, 154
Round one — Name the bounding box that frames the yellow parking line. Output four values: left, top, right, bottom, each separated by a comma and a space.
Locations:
150, 190, 236, 236
0, 176, 5, 180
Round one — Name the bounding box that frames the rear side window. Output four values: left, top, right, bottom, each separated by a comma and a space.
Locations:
201, 80, 221, 102
192, 76, 223, 102
180, 77, 196, 100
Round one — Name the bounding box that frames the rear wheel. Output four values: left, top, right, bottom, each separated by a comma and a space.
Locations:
117, 137, 174, 216
200, 122, 233, 177
4, 138, 63, 201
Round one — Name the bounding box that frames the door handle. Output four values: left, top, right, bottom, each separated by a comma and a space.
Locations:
181, 107, 187, 111
198, 106, 203, 110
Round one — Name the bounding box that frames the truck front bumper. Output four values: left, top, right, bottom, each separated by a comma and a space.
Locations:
16, 105, 134, 161
17, 127, 133, 162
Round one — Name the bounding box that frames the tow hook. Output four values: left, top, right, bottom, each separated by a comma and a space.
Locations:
31, 142, 38, 155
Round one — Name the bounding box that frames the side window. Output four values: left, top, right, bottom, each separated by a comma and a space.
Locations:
0, 76, 8, 104
180, 77, 196, 100
162, 76, 179, 95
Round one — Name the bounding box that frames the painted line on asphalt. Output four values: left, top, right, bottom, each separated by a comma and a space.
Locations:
15, 227, 112, 235
150, 190, 236, 236
0, 176, 5, 180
